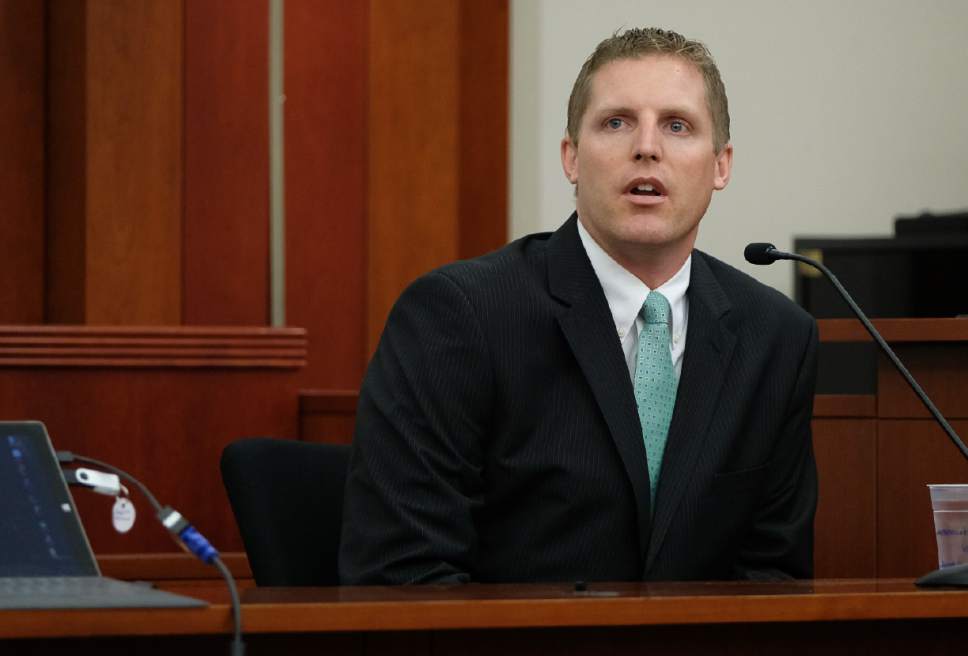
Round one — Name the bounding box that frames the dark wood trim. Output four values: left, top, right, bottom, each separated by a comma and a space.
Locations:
0, 0, 45, 324
5, 579, 968, 640
299, 389, 359, 414
46, 0, 88, 323
299, 389, 358, 443
818, 318, 968, 343
0, 325, 306, 368
458, 0, 509, 259
240, 580, 968, 630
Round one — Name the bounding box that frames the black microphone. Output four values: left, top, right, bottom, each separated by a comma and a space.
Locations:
745, 242, 968, 587
743, 243, 781, 265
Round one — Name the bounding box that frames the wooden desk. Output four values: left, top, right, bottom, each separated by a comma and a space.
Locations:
815, 317, 968, 578
4, 579, 968, 655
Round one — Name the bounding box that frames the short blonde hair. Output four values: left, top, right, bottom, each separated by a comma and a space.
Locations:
566, 28, 730, 153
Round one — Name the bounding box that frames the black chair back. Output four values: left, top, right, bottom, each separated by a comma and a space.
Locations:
220, 437, 350, 586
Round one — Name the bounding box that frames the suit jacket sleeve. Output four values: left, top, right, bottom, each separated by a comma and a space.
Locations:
339, 270, 492, 584
733, 317, 819, 580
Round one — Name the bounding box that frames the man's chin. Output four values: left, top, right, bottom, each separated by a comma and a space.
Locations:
619, 227, 684, 248
618, 227, 698, 257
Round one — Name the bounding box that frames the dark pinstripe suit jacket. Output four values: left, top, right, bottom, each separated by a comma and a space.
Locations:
340, 214, 818, 584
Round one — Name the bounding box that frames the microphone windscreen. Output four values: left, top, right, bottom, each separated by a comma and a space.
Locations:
744, 243, 778, 265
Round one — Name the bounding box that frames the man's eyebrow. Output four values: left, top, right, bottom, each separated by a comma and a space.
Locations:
590, 104, 704, 120
590, 105, 637, 118
661, 105, 702, 119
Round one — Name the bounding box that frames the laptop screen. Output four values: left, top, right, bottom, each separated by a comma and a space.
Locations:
0, 422, 99, 577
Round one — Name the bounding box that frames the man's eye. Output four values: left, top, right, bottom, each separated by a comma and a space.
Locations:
669, 120, 687, 133
606, 118, 624, 130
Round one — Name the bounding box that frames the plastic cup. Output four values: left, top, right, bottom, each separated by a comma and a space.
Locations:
928, 484, 968, 569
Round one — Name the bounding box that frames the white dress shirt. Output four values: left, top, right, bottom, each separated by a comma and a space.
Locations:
576, 219, 690, 381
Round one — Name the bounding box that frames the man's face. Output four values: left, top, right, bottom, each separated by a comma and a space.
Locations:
561, 55, 732, 275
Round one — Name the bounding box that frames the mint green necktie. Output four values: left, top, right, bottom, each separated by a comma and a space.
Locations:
634, 291, 678, 508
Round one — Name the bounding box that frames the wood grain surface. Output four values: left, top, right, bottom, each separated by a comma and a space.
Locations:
818, 318, 968, 343
812, 416, 877, 578
0, 0, 45, 323
284, 0, 368, 388
183, 0, 270, 326
3, 578, 968, 640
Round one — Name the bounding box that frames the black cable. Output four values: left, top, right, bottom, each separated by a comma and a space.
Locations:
57, 450, 245, 655
213, 555, 245, 656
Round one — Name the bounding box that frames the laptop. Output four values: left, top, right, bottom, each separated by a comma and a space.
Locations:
0, 421, 206, 609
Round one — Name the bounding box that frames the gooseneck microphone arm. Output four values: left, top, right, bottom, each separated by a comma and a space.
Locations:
744, 243, 968, 463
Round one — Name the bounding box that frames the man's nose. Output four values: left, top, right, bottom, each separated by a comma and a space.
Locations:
633, 124, 661, 162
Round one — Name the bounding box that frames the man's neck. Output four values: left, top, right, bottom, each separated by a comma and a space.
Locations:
578, 221, 695, 289
618, 251, 689, 290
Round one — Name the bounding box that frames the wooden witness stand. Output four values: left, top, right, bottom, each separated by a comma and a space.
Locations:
2, 318, 968, 653
4, 553, 968, 654
812, 318, 968, 579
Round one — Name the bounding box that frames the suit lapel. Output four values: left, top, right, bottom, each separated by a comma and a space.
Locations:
645, 252, 736, 573
548, 215, 654, 556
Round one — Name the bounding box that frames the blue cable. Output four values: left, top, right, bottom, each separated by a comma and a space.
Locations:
158, 506, 220, 564
58, 450, 245, 655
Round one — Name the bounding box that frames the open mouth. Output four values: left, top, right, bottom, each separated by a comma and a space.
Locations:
630, 184, 662, 197
626, 178, 667, 198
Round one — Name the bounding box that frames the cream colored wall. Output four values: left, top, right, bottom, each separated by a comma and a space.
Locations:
510, 0, 968, 297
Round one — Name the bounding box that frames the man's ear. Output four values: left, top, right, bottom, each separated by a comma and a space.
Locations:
713, 143, 733, 191
561, 136, 579, 184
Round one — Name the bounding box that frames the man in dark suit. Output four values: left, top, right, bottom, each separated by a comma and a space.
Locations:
340, 27, 818, 584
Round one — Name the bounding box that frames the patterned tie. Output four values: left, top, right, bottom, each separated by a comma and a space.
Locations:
634, 291, 678, 509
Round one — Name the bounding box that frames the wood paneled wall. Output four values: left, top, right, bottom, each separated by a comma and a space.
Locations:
367, 1, 460, 353
0, 0, 509, 558
45, 0, 87, 323
367, 0, 509, 352
1, 0, 508, 390
0, 325, 306, 553
47, 0, 184, 325
458, 0, 510, 262
284, 0, 368, 387
0, 0, 45, 324
183, 0, 270, 326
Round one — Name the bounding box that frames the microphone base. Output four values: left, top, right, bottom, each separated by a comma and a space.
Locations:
915, 563, 968, 587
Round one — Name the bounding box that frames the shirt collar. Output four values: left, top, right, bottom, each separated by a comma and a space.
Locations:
576, 218, 691, 339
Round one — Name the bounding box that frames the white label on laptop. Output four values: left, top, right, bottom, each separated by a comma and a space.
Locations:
112, 497, 136, 533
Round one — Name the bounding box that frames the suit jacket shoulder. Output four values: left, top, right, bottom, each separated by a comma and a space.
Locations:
426, 229, 555, 311
692, 249, 814, 331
